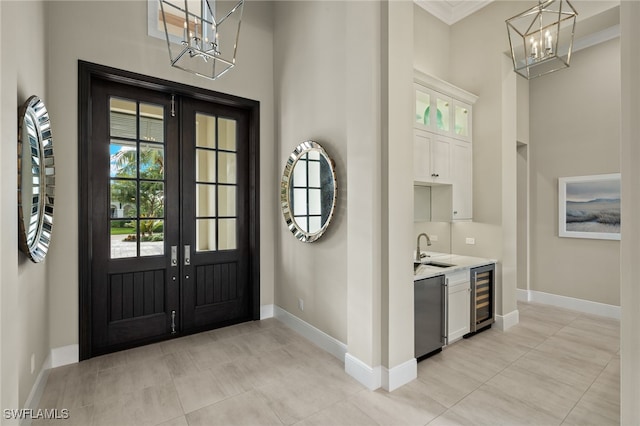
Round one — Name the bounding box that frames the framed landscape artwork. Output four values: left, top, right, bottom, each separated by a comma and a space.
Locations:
559, 173, 621, 240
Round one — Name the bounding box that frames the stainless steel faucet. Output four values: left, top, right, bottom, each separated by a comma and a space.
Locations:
415, 233, 432, 262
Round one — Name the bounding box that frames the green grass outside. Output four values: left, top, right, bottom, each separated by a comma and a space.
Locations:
110, 227, 135, 235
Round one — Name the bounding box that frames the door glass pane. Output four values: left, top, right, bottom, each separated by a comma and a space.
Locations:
218, 186, 236, 217
139, 103, 164, 143
455, 104, 469, 137
218, 219, 236, 250
416, 90, 430, 126
140, 219, 164, 257
437, 97, 450, 131
110, 142, 137, 178
111, 220, 138, 259
139, 143, 165, 179
109, 97, 168, 260
110, 98, 137, 139
196, 184, 216, 217
218, 152, 236, 184
140, 181, 165, 218
218, 118, 236, 151
196, 219, 216, 251
196, 149, 216, 183
110, 179, 137, 218
196, 113, 216, 148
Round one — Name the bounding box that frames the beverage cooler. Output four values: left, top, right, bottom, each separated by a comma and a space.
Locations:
470, 263, 495, 332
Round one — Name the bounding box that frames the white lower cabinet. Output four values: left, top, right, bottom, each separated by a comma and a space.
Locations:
447, 270, 470, 344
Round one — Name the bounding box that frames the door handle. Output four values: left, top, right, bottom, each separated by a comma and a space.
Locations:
171, 246, 177, 266
184, 245, 191, 266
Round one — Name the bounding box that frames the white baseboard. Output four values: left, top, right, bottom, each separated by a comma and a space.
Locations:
382, 358, 417, 392
21, 355, 52, 426
345, 353, 417, 392
50, 344, 79, 368
345, 353, 382, 390
273, 305, 347, 361
516, 288, 531, 302
517, 289, 620, 320
260, 304, 274, 320
21, 344, 79, 425
495, 309, 519, 331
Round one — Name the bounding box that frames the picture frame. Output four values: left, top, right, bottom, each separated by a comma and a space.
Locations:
558, 173, 621, 240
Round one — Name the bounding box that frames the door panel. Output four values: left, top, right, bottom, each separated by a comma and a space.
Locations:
181, 100, 251, 331
90, 78, 180, 353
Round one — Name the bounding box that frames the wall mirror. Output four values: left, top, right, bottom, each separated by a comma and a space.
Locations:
18, 95, 55, 263
281, 141, 337, 243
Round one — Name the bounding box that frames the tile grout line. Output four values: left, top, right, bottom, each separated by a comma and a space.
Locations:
557, 353, 616, 426
436, 313, 593, 426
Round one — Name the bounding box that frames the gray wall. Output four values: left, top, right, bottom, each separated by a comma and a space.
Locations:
1, 0, 276, 407
413, 3, 450, 80
1, 0, 50, 409
273, 1, 349, 343
44, 0, 276, 351
530, 38, 621, 306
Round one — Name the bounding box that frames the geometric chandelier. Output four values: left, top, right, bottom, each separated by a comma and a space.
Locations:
506, 0, 577, 79
159, 0, 244, 80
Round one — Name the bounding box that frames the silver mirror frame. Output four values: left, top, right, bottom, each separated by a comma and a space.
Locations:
281, 141, 337, 243
18, 95, 55, 263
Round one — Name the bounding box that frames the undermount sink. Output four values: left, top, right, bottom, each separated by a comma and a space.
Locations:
424, 262, 455, 268
414, 261, 455, 272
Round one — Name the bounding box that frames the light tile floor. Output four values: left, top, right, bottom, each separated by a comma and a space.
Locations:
35, 302, 620, 426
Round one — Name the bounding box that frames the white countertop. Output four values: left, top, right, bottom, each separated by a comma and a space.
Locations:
413, 251, 496, 281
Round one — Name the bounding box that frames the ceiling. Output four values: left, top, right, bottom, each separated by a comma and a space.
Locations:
414, 0, 494, 25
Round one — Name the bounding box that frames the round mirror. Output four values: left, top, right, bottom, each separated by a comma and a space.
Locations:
281, 141, 337, 243
18, 95, 55, 263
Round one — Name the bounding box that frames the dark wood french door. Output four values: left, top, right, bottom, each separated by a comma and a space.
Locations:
79, 62, 259, 359
181, 98, 251, 330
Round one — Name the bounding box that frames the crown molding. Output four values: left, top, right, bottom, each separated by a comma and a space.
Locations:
415, 0, 494, 26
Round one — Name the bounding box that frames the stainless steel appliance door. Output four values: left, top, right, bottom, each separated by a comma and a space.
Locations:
414, 275, 445, 358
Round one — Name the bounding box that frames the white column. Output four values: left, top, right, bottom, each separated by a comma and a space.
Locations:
345, 0, 383, 390
620, 2, 640, 423
382, 0, 416, 391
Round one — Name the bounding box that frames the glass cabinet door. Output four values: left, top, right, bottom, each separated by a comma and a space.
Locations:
435, 96, 451, 133
454, 101, 471, 140
414, 83, 473, 142
415, 88, 431, 127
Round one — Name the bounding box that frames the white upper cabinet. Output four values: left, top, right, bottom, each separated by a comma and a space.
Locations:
413, 71, 477, 220
414, 129, 452, 184
414, 71, 477, 143
451, 139, 473, 220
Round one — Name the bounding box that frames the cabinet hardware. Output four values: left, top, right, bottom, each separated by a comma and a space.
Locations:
171, 310, 177, 334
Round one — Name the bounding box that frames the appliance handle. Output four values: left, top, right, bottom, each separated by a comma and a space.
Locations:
471, 271, 477, 332
442, 278, 448, 345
